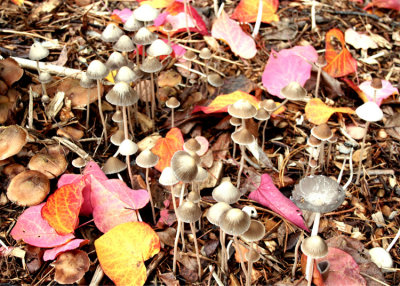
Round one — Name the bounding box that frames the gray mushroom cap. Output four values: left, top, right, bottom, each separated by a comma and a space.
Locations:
292, 175, 345, 213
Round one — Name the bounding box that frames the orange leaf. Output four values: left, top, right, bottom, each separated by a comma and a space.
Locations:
152, 128, 184, 172
231, 0, 279, 23
138, 0, 175, 8
11, 0, 24, 6
323, 29, 357, 78
305, 98, 354, 125
95, 222, 160, 286
300, 254, 325, 286
42, 178, 85, 235
342, 78, 369, 103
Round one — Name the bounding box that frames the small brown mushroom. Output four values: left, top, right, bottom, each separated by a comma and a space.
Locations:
53, 250, 90, 285
0, 125, 28, 160
28, 153, 67, 179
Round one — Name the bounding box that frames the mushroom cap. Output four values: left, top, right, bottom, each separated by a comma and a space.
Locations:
147, 39, 172, 57
106, 52, 127, 71
115, 66, 140, 83
254, 108, 270, 121
133, 27, 157, 45
113, 35, 135, 52
166, 97, 180, 109
307, 135, 321, 147
112, 110, 124, 123
193, 166, 208, 183
240, 220, 265, 242
29, 42, 49, 61
230, 117, 241, 127
228, 99, 257, 119
245, 248, 261, 263
231, 127, 255, 145
53, 250, 90, 285
212, 181, 240, 204
110, 130, 125, 146
102, 157, 127, 174
0, 125, 28, 160
260, 99, 277, 112
206, 202, 232, 226
371, 78, 383, 89
176, 201, 202, 223
72, 157, 86, 168
199, 48, 212, 60
118, 139, 138, 156
7, 170, 50, 206
171, 151, 198, 183
207, 73, 224, 87
315, 55, 327, 68
159, 166, 179, 186
183, 50, 197, 61
356, 101, 383, 122
187, 191, 201, 203
311, 123, 333, 141
101, 23, 124, 43
219, 208, 251, 236
292, 175, 345, 213
38, 72, 52, 84
133, 4, 159, 22
106, 82, 139, 106
183, 138, 201, 153
140, 56, 162, 73
280, 82, 307, 101
86, 60, 108, 80
124, 14, 143, 32
136, 149, 159, 168
28, 153, 67, 179
79, 72, 96, 89
301, 235, 328, 259
369, 247, 393, 270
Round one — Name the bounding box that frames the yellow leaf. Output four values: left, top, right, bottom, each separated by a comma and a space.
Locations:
305, 98, 354, 125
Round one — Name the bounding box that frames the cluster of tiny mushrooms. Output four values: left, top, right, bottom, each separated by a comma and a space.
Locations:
0, 3, 399, 285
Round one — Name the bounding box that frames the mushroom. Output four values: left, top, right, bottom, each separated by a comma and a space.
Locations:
29, 42, 49, 97
199, 48, 212, 76
166, 97, 180, 128
231, 127, 255, 187
147, 39, 172, 58
79, 72, 96, 129
28, 153, 67, 179
106, 51, 127, 72
278, 81, 307, 110
306, 135, 321, 175
310, 123, 333, 168
254, 107, 270, 151
140, 56, 163, 120
369, 227, 400, 272
230, 116, 242, 158
207, 73, 224, 92
301, 235, 328, 283
102, 157, 127, 176
101, 23, 124, 43
212, 180, 240, 204
355, 101, 383, 184
133, 3, 159, 24
171, 150, 198, 204
124, 13, 143, 33
113, 35, 135, 62
38, 71, 52, 102
314, 55, 327, 98
53, 250, 90, 285
72, 157, 86, 169
0, 125, 28, 160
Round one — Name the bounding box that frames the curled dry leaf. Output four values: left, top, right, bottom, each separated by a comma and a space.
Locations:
231, 0, 279, 23
305, 98, 355, 125
53, 250, 90, 284
152, 127, 184, 172
345, 28, 378, 50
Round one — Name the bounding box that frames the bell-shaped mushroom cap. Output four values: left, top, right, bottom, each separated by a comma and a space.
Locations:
72, 157, 86, 168
254, 108, 270, 121
307, 135, 321, 147
133, 27, 157, 45
0, 125, 28, 160
206, 202, 232, 226
106, 82, 139, 107
79, 72, 96, 89
140, 56, 162, 73
103, 157, 127, 174
280, 82, 307, 101
315, 54, 327, 68
194, 166, 208, 183
101, 23, 124, 43
86, 60, 108, 80
371, 78, 383, 89
183, 138, 201, 153
311, 123, 333, 141
110, 130, 125, 146
28, 153, 67, 179
292, 175, 345, 213
171, 150, 198, 183
219, 208, 251, 236
136, 149, 159, 168
124, 14, 143, 32
228, 99, 257, 119
260, 99, 277, 112
133, 4, 159, 22
231, 127, 255, 145
118, 139, 138, 156
176, 201, 202, 223
106, 52, 127, 71
240, 220, 265, 242
369, 247, 393, 270
301, 235, 328, 259
212, 181, 240, 204
113, 35, 135, 52
230, 117, 241, 127
147, 39, 172, 57
356, 101, 383, 122
207, 73, 224, 87
166, 97, 180, 109
7, 170, 50, 206
29, 42, 49, 61
159, 166, 179, 186
112, 110, 123, 123
187, 191, 201, 203
53, 250, 90, 285
115, 66, 139, 83
183, 50, 197, 61
245, 248, 261, 263
38, 72, 52, 84
199, 47, 212, 60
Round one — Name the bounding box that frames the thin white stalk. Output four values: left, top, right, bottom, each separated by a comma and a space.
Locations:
28, 87, 33, 129
386, 228, 400, 252
305, 212, 321, 282
190, 222, 202, 278
356, 121, 370, 184
252, 0, 263, 38
311, 0, 317, 31
173, 219, 182, 275
145, 167, 156, 225
233, 236, 248, 282
96, 79, 107, 144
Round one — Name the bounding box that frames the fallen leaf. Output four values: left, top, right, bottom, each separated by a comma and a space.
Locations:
152, 128, 184, 172
0, 58, 24, 86
262, 46, 318, 98
11, 203, 75, 248
324, 28, 358, 78
364, 0, 400, 10
43, 239, 89, 261
58, 78, 101, 107
111, 8, 132, 23
91, 177, 150, 233
248, 174, 309, 231
231, 0, 279, 23
211, 10, 257, 59
359, 80, 398, 106
138, 0, 175, 8
342, 78, 369, 103
95, 222, 160, 286
305, 98, 355, 125
11, 0, 24, 6
345, 28, 378, 50
42, 178, 86, 235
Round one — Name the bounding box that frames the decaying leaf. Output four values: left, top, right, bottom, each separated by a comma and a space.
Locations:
305, 98, 355, 125
231, 0, 279, 23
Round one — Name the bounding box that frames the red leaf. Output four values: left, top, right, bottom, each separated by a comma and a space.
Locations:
11, 203, 75, 248
151, 128, 184, 172
324, 29, 357, 78
43, 239, 89, 261
231, 0, 279, 23
364, 0, 400, 10
248, 174, 309, 231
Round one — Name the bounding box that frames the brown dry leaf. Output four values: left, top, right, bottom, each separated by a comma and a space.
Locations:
53, 250, 90, 284
158, 70, 181, 87
56, 126, 84, 141
0, 96, 10, 124
158, 272, 179, 286
51, 45, 69, 66
352, 147, 369, 163
25, 245, 43, 273
156, 228, 176, 247
0, 80, 8, 95
0, 58, 23, 87
57, 78, 100, 107
31, 0, 62, 21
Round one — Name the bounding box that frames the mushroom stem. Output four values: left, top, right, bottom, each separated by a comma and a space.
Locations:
305, 212, 321, 282
271, 99, 288, 113
326, 141, 332, 169
311, 212, 321, 236
355, 121, 370, 184
232, 125, 238, 159
233, 236, 248, 282
150, 72, 156, 120
220, 228, 227, 273
171, 108, 175, 128
173, 219, 182, 275
179, 183, 186, 205
261, 119, 269, 151
86, 90, 90, 129
237, 145, 245, 188
96, 79, 108, 144
305, 257, 314, 285
145, 167, 156, 224
190, 222, 203, 279
386, 228, 400, 252
122, 106, 134, 188
315, 66, 322, 98
246, 242, 255, 286
319, 141, 325, 168
171, 187, 186, 252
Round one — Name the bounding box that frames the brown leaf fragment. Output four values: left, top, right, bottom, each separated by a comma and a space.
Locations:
0, 58, 23, 87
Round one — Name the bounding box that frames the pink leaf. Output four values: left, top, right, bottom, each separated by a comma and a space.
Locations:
43, 239, 89, 261
83, 161, 108, 181
10, 203, 75, 248
112, 8, 132, 23
316, 247, 367, 286
364, 0, 400, 11
91, 177, 150, 233
358, 80, 398, 106
262, 46, 318, 98
248, 174, 309, 231
211, 10, 257, 59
